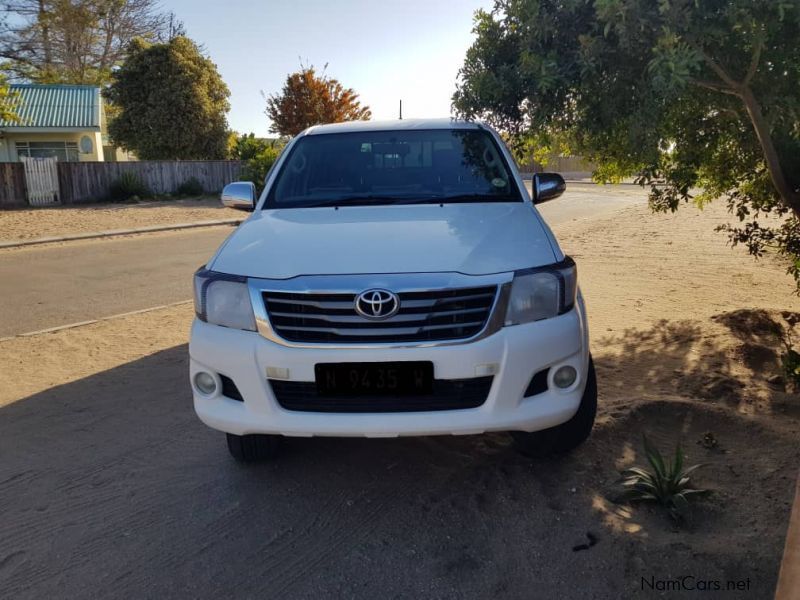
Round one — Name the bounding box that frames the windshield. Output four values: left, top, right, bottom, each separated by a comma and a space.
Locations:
264, 128, 522, 208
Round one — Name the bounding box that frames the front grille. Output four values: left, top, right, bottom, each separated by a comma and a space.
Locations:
269, 376, 494, 413
262, 286, 498, 343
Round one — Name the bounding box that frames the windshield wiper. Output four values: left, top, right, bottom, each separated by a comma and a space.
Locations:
296, 193, 518, 208
300, 195, 413, 208
417, 193, 518, 204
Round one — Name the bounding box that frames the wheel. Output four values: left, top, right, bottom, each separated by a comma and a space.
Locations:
511, 356, 597, 458
226, 433, 282, 462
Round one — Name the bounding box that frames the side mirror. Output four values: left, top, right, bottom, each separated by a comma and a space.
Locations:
221, 181, 256, 211
532, 173, 566, 204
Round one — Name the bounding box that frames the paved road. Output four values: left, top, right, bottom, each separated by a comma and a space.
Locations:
0, 227, 233, 337
0, 184, 645, 337
535, 182, 644, 224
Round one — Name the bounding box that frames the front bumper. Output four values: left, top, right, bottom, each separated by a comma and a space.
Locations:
189, 298, 590, 438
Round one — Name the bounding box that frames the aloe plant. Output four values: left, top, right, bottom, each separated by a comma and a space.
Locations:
619, 435, 709, 521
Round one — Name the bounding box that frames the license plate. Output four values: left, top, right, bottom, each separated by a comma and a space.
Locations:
314, 362, 433, 396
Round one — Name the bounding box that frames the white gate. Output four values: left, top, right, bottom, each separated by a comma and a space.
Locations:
21, 156, 60, 206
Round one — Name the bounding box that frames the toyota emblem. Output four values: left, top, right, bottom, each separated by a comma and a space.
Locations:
354, 289, 400, 320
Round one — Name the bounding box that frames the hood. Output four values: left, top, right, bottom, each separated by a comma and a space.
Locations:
209, 203, 557, 279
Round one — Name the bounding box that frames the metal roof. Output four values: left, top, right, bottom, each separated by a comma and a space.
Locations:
0, 84, 101, 130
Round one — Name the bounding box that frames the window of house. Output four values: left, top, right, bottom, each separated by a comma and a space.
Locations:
16, 141, 79, 162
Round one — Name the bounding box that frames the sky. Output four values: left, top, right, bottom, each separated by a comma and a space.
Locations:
163, 0, 494, 136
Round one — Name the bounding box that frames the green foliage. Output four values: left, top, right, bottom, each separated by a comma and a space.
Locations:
176, 176, 204, 196
229, 133, 271, 161
454, 0, 800, 289
619, 436, 709, 522
105, 36, 230, 159
227, 133, 286, 190
0, 73, 18, 122
109, 171, 150, 202
240, 143, 284, 191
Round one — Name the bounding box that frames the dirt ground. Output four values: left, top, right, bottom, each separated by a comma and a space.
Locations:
0, 197, 242, 242
1, 195, 798, 598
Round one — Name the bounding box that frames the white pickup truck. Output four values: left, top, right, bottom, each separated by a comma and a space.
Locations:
190, 119, 595, 462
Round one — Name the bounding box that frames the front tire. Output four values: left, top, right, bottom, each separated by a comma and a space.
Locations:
511, 356, 597, 458
226, 433, 282, 462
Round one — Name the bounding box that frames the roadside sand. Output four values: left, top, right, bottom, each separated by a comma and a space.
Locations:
0, 197, 242, 242
0, 197, 798, 598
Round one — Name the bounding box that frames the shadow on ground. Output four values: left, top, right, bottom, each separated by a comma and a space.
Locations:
0, 311, 797, 599
595, 308, 799, 418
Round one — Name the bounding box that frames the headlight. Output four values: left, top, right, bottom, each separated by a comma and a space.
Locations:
194, 268, 256, 331
504, 257, 577, 325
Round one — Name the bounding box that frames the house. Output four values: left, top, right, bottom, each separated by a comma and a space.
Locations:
0, 84, 133, 162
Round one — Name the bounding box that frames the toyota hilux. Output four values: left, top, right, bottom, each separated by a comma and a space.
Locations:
190, 119, 596, 462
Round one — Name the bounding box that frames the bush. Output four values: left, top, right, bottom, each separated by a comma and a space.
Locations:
176, 176, 204, 197
618, 435, 709, 523
229, 133, 271, 161
241, 145, 282, 191
109, 171, 150, 202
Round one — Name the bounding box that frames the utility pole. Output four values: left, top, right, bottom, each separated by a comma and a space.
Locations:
399, 99, 402, 120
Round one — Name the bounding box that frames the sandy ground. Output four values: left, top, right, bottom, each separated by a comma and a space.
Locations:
1, 197, 798, 598
0, 197, 242, 242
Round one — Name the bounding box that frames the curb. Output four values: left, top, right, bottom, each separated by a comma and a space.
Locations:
0, 219, 243, 249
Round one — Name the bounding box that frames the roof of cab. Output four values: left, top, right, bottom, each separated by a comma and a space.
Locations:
303, 118, 482, 135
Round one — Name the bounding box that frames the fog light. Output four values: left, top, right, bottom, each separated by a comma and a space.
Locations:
194, 371, 217, 395
553, 366, 577, 389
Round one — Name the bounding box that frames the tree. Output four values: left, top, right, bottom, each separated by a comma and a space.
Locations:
0, 72, 18, 121
105, 36, 230, 160
228, 133, 286, 191
0, 0, 178, 85
454, 0, 800, 286
229, 132, 270, 161
266, 66, 371, 137
240, 144, 283, 191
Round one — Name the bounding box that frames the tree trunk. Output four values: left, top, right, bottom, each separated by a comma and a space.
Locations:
740, 86, 800, 218
38, 0, 52, 70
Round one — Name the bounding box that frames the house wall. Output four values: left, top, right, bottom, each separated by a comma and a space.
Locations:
0, 131, 104, 162
102, 145, 137, 162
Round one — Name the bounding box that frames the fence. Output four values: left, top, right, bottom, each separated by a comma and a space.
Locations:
21, 157, 60, 206
521, 154, 597, 179
58, 161, 242, 204
0, 160, 242, 208
0, 163, 26, 208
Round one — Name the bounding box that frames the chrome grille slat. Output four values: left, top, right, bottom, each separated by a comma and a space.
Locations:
275, 321, 486, 336
262, 285, 498, 344
266, 298, 356, 310
268, 306, 488, 325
